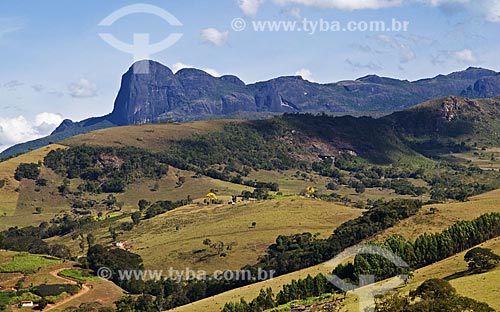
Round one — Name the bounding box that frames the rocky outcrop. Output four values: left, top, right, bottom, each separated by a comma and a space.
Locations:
52, 61, 500, 134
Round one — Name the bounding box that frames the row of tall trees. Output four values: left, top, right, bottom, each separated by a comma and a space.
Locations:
334, 213, 500, 284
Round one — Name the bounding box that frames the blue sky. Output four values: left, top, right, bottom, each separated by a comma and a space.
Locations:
1, 0, 500, 151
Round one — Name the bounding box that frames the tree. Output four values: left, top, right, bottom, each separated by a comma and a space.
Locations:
205, 192, 218, 204
36, 178, 48, 186
176, 176, 186, 187
79, 240, 85, 254
379, 279, 494, 312
306, 186, 315, 196
87, 245, 145, 294
35, 207, 43, 214
58, 179, 71, 195
37, 297, 48, 310
87, 234, 96, 247
131, 211, 142, 225
14, 163, 41, 181
105, 194, 117, 208
138, 199, 150, 211
326, 182, 338, 190
109, 226, 118, 241
355, 184, 366, 194
49, 244, 71, 259
202, 239, 226, 256
465, 247, 500, 272
410, 279, 456, 301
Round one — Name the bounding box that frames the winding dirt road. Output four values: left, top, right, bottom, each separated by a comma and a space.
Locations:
43, 268, 90, 311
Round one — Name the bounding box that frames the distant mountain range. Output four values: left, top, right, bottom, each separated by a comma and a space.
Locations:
2, 60, 500, 159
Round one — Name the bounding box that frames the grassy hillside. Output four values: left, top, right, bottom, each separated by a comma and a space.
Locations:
124, 197, 363, 273
173, 188, 500, 312
0, 144, 68, 230
374, 188, 500, 241
49, 197, 363, 273
0, 252, 61, 273
62, 120, 235, 152
116, 166, 253, 208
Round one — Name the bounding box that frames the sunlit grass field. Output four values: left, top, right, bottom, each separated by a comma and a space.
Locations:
168, 188, 500, 312
0, 251, 61, 273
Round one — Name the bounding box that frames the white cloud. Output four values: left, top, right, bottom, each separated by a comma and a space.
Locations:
295, 68, 314, 81
239, 0, 263, 16
450, 49, 477, 62
68, 79, 97, 98
418, 0, 500, 22
35, 112, 64, 130
483, 0, 500, 22
266, 0, 500, 22
172, 62, 221, 77
172, 62, 189, 73
0, 113, 63, 152
421, 0, 468, 6
432, 48, 478, 65
200, 28, 229, 46
272, 0, 402, 10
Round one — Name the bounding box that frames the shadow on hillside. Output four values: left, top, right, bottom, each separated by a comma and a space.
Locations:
443, 269, 476, 281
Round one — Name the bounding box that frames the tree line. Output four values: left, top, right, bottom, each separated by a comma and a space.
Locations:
334, 212, 500, 284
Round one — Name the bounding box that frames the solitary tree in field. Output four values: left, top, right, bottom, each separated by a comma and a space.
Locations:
355, 184, 366, 194
205, 192, 218, 204
306, 186, 315, 197
465, 247, 500, 272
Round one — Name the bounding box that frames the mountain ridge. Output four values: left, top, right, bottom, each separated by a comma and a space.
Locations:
60, 61, 500, 129
1, 61, 500, 160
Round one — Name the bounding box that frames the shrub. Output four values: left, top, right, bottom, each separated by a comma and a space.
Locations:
14, 163, 40, 181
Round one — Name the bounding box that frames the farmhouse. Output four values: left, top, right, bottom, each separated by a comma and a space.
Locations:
20, 300, 34, 307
